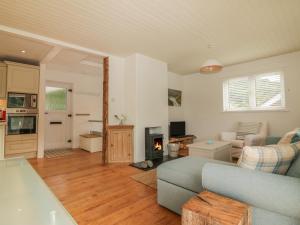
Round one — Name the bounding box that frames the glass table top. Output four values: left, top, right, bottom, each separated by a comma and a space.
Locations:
0, 158, 77, 225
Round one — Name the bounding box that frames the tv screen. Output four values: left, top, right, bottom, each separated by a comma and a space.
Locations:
169, 121, 185, 137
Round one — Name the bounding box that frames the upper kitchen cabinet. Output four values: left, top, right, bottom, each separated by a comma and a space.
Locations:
0, 63, 7, 99
6, 61, 40, 94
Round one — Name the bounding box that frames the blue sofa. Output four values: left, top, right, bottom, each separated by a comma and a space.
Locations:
157, 143, 300, 225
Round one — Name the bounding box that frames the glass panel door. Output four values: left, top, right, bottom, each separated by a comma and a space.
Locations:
45, 82, 72, 150
46, 87, 67, 111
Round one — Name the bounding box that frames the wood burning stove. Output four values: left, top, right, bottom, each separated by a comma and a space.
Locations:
145, 127, 164, 161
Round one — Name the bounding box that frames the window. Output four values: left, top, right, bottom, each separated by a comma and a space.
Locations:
223, 72, 285, 111
46, 87, 67, 111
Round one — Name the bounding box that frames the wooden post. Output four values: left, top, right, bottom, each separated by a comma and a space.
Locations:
102, 57, 109, 164
182, 191, 251, 225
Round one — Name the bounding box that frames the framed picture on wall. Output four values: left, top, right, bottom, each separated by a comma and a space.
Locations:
168, 89, 182, 106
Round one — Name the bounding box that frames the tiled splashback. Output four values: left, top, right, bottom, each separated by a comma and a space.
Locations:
0, 99, 6, 109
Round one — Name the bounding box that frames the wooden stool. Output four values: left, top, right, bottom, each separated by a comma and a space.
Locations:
182, 191, 251, 225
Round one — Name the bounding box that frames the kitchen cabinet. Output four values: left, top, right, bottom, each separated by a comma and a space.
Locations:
0, 123, 5, 159
5, 134, 38, 158
107, 125, 134, 163
0, 63, 6, 99
6, 61, 40, 94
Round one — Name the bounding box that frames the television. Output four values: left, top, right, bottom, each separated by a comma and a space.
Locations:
169, 121, 186, 137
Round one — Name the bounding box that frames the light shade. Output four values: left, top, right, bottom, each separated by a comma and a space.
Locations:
200, 59, 223, 73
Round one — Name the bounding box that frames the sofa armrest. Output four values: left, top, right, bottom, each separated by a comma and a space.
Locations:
244, 134, 265, 146
202, 163, 300, 219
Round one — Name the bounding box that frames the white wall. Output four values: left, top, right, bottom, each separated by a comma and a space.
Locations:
183, 51, 300, 140
168, 71, 184, 121
108, 56, 126, 124
124, 54, 168, 162
124, 54, 137, 125
45, 68, 102, 148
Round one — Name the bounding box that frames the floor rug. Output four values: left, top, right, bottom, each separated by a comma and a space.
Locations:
131, 169, 157, 189
45, 149, 74, 158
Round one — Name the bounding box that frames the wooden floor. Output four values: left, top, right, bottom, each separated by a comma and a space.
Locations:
29, 150, 181, 225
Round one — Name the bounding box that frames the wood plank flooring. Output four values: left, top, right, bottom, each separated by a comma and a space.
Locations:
29, 150, 181, 225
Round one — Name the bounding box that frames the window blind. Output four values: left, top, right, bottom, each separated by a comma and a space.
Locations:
228, 78, 249, 110
223, 72, 285, 111
255, 73, 282, 108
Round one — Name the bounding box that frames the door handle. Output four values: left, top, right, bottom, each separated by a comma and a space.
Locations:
50, 121, 63, 125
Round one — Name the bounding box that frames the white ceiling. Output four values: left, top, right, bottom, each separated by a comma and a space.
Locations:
0, 0, 300, 74
0, 31, 102, 75
47, 49, 102, 75
0, 31, 52, 64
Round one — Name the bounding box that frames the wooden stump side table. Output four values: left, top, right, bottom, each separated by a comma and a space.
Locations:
182, 191, 251, 225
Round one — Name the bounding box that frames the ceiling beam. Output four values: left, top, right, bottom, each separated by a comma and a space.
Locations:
41, 46, 62, 64
0, 25, 111, 58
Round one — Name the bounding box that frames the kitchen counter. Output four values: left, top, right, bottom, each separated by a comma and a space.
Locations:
0, 158, 77, 225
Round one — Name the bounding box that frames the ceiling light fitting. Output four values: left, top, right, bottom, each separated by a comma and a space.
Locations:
200, 59, 223, 73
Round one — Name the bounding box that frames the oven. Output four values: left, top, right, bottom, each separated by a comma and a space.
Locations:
7, 92, 37, 109
7, 113, 38, 135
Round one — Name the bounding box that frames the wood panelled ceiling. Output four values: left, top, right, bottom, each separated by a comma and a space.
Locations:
0, 0, 300, 74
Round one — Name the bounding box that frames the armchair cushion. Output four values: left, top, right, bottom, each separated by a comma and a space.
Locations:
238, 143, 299, 175
244, 134, 265, 146
221, 131, 236, 141
236, 122, 262, 140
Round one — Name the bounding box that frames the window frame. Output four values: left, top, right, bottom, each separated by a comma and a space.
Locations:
45, 86, 68, 113
223, 72, 286, 112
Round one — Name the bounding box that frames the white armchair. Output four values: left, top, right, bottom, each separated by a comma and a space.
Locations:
221, 122, 268, 158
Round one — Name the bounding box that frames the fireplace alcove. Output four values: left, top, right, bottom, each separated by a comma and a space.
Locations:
145, 127, 164, 161
129, 126, 182, 171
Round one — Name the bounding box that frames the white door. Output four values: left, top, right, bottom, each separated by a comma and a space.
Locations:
44, 81, 72, 150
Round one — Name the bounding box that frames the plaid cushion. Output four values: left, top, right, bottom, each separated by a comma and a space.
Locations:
238, 142, 300, 175
236, 122, 261, 140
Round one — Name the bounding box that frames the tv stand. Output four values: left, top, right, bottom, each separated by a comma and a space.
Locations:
169, 135, 196, 156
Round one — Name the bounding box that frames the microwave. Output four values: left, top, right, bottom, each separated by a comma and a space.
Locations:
7, 92, 37, 109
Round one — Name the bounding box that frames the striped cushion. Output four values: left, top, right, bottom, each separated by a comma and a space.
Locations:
238, 142, 300, 175
236, 122, 261, 140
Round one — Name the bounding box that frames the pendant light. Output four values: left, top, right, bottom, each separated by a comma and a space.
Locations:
200, 44, 223, 73
200, 59, 223, 73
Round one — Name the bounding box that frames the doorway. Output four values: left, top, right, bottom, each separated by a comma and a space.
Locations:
44, 81, 73, 151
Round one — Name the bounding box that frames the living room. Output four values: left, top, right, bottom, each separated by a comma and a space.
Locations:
0, 1, 300, 225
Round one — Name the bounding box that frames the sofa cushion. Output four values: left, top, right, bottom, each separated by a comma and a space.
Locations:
291, 129, 300, 143
238, 144, 298, 175
157, 156, 234, 193
253, 207, 300, 225
279, 128, 300, 144
287, 142, 300, 178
